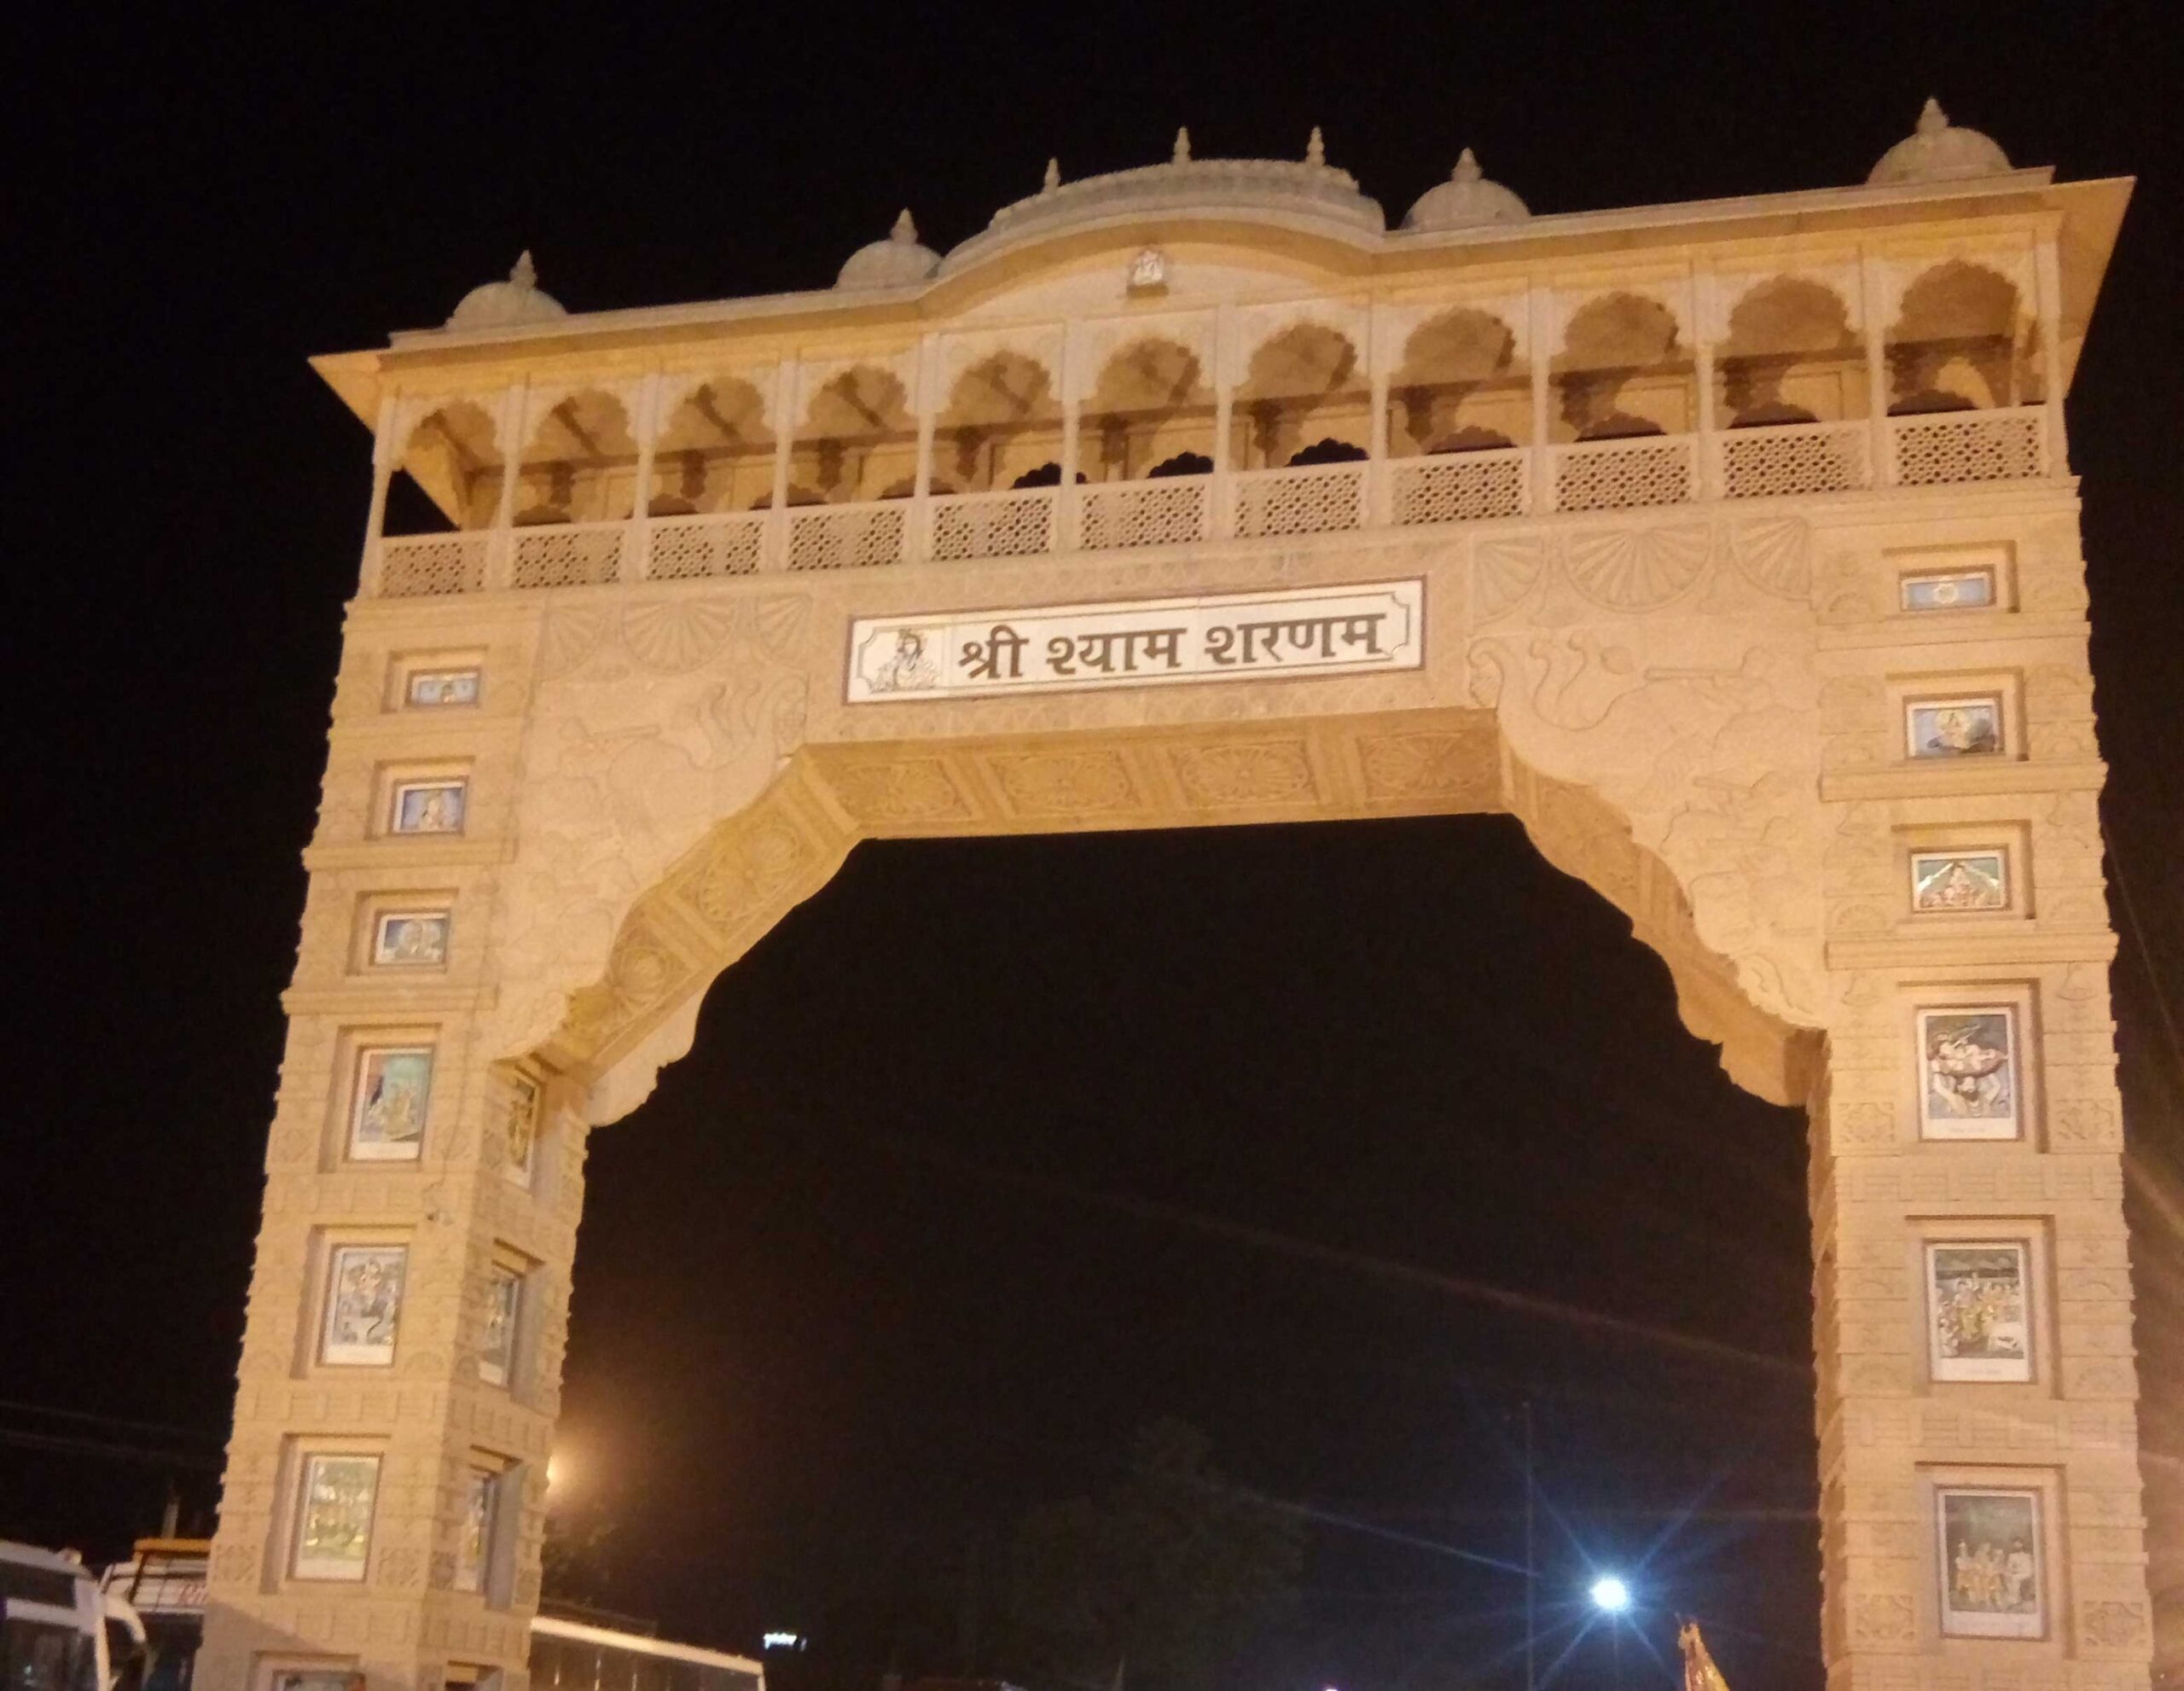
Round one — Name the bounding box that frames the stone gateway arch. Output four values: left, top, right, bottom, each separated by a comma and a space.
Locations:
206, 111, 2149, 1690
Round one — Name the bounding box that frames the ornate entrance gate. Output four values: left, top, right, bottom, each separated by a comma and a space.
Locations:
204, 112, 2147, 1691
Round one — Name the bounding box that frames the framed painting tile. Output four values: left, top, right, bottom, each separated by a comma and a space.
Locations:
1905, 694, 2003, 759
454, 1467, 497, 1595
371, 909, 450, 968
349, 1046, 432, 1161
1918, 1006, 2020, 1140
1936, 1486, 2045, 1638
389, 778, 467, 836
1926, 1242, 2033, 1382
292, 1453, 380, 1582
405, 667, 481, 709
1900, 568, 1997, 613
1910, 849, 2009, 915
479, 1265, 521, 1388
503, 1072, 540, 1189
319, 1244, 406, 1367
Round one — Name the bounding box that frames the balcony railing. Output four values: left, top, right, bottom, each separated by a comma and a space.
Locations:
511, 519, 627, 589
1550, 434, 1698, 514
1888, 404, 2047, 487
1715, 420, 1870, 499
1389, 447, 1529, 526
931, 486, 1056, 561
1234, 461, 1367, 539
368, 410, 2059, 598
647, 509, 766, 579
1081, 477, 1209, 552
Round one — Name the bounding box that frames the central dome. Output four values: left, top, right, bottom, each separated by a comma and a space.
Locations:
942, 129, 1385, 273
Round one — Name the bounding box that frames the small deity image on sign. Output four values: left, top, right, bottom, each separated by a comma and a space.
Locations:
1918, 1007, 2018, 1139
293, 1454, 380, 1582
319, 1245, 406, 1366
503, 1072, 540, 1188
1906, 696, 2002, 758
1901, 569, 1996, 612
479, 1265, 520, 1386
854, 626, 944, 694
1937, 1488, 2044, 1638
390, 779, 467, 835
1911, 850, 2009, 914
371, 909, 450, 968
349, 1048, 432, 1160
405, 667, 480, 708
456, 1469, 496, 1594
1927, 1242, 2032, 1381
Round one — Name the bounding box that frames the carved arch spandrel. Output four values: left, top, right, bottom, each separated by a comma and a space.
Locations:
531, 713, 1811, 1127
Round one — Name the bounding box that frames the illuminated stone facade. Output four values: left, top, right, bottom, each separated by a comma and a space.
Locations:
204, 111, 2148, 1690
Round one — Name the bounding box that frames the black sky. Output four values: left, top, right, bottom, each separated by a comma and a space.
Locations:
4, 9, 2178, 1691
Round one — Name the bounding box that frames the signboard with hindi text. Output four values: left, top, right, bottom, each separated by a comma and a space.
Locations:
845, 580, 1424, 702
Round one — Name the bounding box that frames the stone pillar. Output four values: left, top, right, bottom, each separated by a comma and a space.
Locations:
1210, 302, 1237, 538
628, 370, 661, 577
1527, 280, 1554, 513
1806, 507, 2149, 1691
484, 383, 526, 591
201, 603, 572, 1691
1861, 251, 1893, 486
359, 394, 398, 599
767, 357, 799, 571
1057, 325, 1083, 549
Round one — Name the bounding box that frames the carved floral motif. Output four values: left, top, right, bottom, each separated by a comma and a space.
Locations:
988, 750, 1139, 817
828, 758, 976, 825
1169, 741, 1316, 807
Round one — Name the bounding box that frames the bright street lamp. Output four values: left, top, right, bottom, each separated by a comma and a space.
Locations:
1589, 1575, 1632, 1614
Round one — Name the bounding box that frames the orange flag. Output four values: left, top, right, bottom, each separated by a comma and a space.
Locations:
1679, 1619, 1732, 1691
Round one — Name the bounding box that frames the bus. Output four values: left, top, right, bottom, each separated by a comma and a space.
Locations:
91, 1540, 764, 1690
3, 1539, 146, 1690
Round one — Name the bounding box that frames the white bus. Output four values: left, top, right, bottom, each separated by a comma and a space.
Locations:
3, 1540, 146, 1691
528, 1614, 764, 1691
91, 1540, 764, 1691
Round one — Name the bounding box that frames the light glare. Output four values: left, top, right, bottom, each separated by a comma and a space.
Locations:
1590, 1574, 1631, 1613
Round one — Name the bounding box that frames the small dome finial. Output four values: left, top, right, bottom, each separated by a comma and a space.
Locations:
1171, 126, 1191, 165
1867, 97, 2010, 185
1306, 125, 1325, 166
447, 249, 566, 329
891, 209, 919, 243
1043, 157, 1061, 193
1402, 149, 1530, 233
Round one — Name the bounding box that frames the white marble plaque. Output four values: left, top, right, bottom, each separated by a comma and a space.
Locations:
845, 580, 1424, 703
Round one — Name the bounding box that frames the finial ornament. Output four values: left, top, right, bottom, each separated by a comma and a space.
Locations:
1043, 157, 1061, 193
1866, 96, 2010, 185
1172, 126, 1191, 165
1306, 125, 1325, 166
891, 208, 919, 243
1401, 147, 1530, 232
447, 247, 566, 328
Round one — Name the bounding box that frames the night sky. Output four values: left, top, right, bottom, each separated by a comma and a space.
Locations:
5, 11, 2178, 1691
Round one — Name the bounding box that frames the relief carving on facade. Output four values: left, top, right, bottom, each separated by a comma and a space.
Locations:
988, 749, 1141, 817
480, 592, 816, 1061
1168, 739, 1318, 808
1472, 615, 1826, 1033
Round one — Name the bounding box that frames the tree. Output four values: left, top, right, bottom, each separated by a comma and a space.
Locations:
540, 1502, 620, 1608
998, 1420, 1304, 1691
